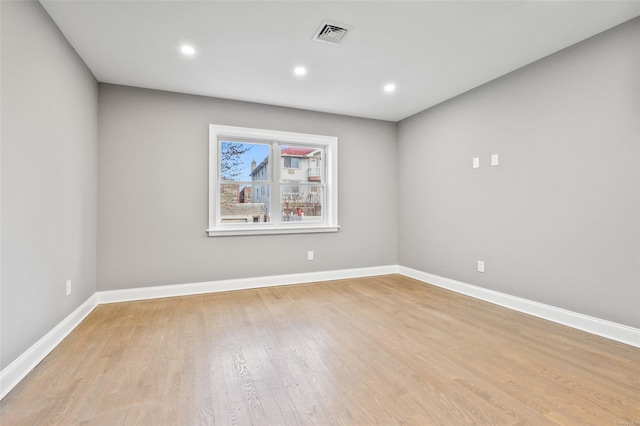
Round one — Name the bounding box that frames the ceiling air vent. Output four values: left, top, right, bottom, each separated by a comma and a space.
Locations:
313, 20, 352, 44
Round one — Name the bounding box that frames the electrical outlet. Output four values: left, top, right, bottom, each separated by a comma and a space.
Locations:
307, 251, 314, 261
477, 261, 485, 273
66, 280, 71, 296
491, 154, 499, 166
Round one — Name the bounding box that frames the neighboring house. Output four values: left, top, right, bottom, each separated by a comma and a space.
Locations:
280, 147, 322, 183
249, 146, 324, 222
239, 186, 252, 203
250, 158, 269, 181
220, 183, 239, 203
279, 147, 323, 221
220, 203, 267, 223
248, 157, 271, 219
220, 184, 265, 223
250, 147, 322, 186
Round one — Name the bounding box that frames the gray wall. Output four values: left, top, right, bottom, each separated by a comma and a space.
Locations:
97, 85, 398, 291
398, 18, 640, 328
1, 1, 98, 369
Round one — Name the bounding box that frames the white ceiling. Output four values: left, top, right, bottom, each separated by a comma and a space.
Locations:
40, 1, 640, 122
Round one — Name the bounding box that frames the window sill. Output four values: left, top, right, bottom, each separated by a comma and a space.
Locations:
207, 225, 340, 237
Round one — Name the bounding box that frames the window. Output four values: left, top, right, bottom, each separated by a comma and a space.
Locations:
208, 124, 339, 236
283, 157, 300, 169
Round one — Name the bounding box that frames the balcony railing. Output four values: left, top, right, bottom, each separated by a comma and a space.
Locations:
308, 168, 321, 182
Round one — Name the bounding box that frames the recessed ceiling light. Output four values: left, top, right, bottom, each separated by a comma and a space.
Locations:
180, 45, 195, 56
384, 83, 396, 93
294, 66, 307, 76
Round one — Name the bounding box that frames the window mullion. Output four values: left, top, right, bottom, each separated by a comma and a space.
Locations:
271, 142, 281, 226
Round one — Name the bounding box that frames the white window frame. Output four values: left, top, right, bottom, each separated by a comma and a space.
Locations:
208, 124, 339, 237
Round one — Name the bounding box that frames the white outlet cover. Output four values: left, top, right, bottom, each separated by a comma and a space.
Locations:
491, 154, 499, 166
473, 157, 479, 169
477, 261, 485, 272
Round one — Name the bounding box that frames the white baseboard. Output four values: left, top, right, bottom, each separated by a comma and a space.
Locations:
0, 295, 98, 400
96, 265, 399, 304
398, 266, 640, 349
3, 263, 638, 401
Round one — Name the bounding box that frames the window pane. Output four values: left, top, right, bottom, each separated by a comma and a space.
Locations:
280, 145, 323, 183
220, 141, 270, 182
283, 157, 300, 169
220, 184, 270, 224
281, 185, 323, 222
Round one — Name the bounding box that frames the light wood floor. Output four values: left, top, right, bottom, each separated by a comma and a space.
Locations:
1, 275, 638, 425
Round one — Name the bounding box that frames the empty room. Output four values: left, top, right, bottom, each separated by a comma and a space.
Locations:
1, 0, 639, 424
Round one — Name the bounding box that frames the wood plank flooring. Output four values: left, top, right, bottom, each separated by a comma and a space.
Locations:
1, 274, 638, 425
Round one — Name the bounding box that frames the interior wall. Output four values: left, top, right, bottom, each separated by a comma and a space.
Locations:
1, 0, 98, 369
398, 18, 640, 328
97, 84, 398, 291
